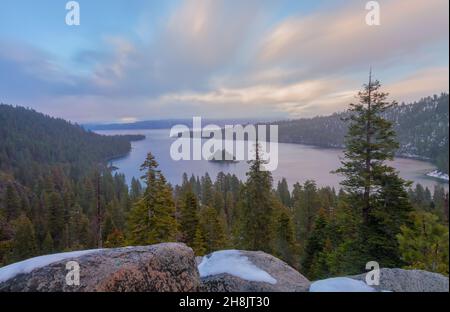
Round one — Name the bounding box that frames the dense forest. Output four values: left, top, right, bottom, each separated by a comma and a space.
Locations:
0, 104, 143, 264
0, 83, 449, 279
272, 93, 449, 174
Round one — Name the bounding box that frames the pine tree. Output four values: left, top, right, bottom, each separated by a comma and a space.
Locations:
127, 153, 178, 245
239, 142, 275, 253
4, 184, 21, 220
397, 212, 449, 275
324, 194, 366, 276
336, 75, 399, 222
180, 191, 199, 246
273, 203, 297, 267
192, 226, 207, 256
11, 214, 37, 261
301, 208, 330, 279
149, 174, 178, 243
130, 177, 142, 202
276, 178, 291, 207
68, 205, 90, 249
200, 173, 214, 206
368, 173, 412, 267
199, 205, 227, 253
335, 75, 413, 268
292, 180, 320, 249
127, 198, 151, 245
46, 191, 65, 250
42, 231, 54, 254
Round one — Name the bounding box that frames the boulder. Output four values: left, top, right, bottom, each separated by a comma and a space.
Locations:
0, 243, 200, 292
199, 250, 310, 292
350, 268, 449, 292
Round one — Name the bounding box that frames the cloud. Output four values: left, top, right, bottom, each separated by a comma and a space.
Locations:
0, 41, 78, 96
258, 0, 449, 76
84, 0, 267, 97
0, 0, 448, 122
386, 67, 449, 102
160, 76, 357, 118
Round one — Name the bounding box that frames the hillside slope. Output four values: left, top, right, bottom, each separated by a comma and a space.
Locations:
273, 93, 449, 173
0, 104, 143, 266
0, 104, 143, 182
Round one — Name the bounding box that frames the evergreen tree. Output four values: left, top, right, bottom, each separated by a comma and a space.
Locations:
239, 142, 275, 253
368, 173, 412, 267
42, 231, 54, 254
199, 205, 227, 253
11, 214, 37, 261
292, 180, 320, 249
46, 192, 65, 250
335, 75, 413, 268
273, 203, 297, 267
4, 184, 21, 220
276, 178, 291, 207
397, 212, 449, 275
301, 208, 330, 279
130, 177, 142, 202
192, 226, 207, 256
68, 205, 90, 249
200, 173, 214, 206
180, 191, 199, 246
127, 153, 177, 245
323, 197, 366, 276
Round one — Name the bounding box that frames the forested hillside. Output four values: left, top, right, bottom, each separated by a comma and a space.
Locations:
0, 105, 144, 182
273, 93, 449, 173
0, 105, 143, 265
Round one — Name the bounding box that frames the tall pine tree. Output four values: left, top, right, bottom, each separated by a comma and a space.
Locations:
336, 74, 412, 268
127, 153, 177, 245
239, 142, 275, 253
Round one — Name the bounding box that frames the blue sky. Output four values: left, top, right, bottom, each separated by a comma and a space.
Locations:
0, 0, 448, 123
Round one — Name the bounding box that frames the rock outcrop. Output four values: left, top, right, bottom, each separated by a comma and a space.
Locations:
1, 244, 447, 292
350, 268, 449, 292
199, 250, 310, 292
0, 243, 199, 292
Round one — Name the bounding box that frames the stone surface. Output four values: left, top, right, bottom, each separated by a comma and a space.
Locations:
0, 243, 200, 292
200, 250, 310, 292
350, 268, 449, 292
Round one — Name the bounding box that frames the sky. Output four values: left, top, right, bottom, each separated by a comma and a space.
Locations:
0, 0, 448, 123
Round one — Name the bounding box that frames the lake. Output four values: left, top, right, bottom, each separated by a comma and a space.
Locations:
96, 129, 448, 191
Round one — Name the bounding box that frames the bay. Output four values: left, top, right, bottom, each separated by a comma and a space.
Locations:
96, 129, 448, 191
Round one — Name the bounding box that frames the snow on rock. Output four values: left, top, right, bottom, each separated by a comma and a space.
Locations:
198, 250, 277, 284
426, 170, 449, 181
0, 249, 101, 283
0, 243, 200, 292
309, 277, 375, 292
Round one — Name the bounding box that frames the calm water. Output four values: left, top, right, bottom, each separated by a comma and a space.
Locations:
96, 129, 448, 191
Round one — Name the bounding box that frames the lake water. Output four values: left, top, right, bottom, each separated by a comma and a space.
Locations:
96, 129, 448, 191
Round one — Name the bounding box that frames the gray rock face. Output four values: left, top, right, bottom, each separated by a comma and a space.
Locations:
350, 268, 449, 292
2, 244, 447, 292
0, 243, 200, 292
200, 250, 310, 292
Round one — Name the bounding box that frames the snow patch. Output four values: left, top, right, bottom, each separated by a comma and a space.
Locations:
0, 249, 102, 283
426, 170, 449, 181
198, 250, 277, 284
309, 277, 375, 292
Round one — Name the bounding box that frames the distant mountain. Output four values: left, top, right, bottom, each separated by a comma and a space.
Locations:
270, 93, 449, 174
84, 118, 274, 131
84, 119, 192, 131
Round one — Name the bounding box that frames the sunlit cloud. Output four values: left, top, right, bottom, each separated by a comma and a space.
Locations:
258, 0, 448, 76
